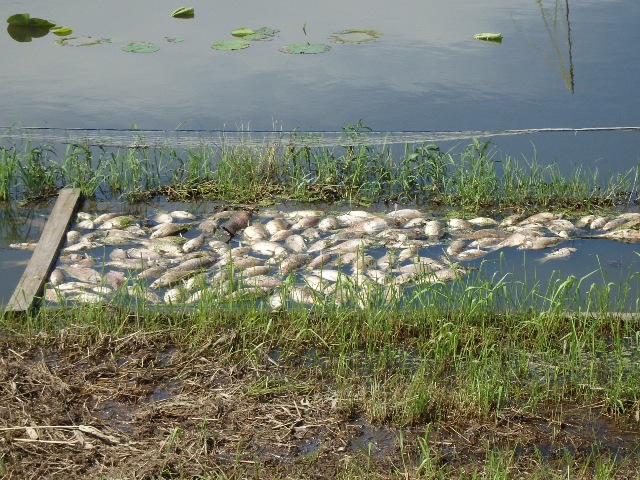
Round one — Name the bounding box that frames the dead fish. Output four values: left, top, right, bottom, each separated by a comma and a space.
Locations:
153, 212, 174, 224
329, 238, 371, 254
590, 216, 609, 230
291, 216, 321, 230
598, 229, 640, 242
519, 236, 565, 250
494, 232, 528, 249
251, 240, 287, 258
519, 212, 561, 225
105, 258, 151, 270
244, 275, 282, 289
469, 217, 499, 227
270, 229, 293, 242
285, 234, 307, 253
280, 253, 312, 274
446, 239, 468, 256
76, 219, 95, 230
70, 292, 104, 304
537, 247, 577, 264
136, 265, 169, 280
221, 211, 251, 237
600, 217, 627, 232
303, 274, 335, 294
448, 218, 473, 231
93, 212, 121, 225
358, 217, 389, 234
288, 286, 316, 305
109, 248, 128, 260
456, 249, 488, 261
387, 208, 424, 220
104, 270, 126, 289
301, 227, 321, 241
231, 255, 264, 270
56, 281, 96, 291
309, 269, 341, 283
61, 266, 101, 283
307, 253, 333, 270
575, 215, 597, 228
150, 269, 202, 289
9, 242, 37, 250
66, 230, 81, 244
144, 236, 187, 255
241, 265, 272, 278
98, 215, 137, 230
150, 222, 191, 239
127, 247, 163, 261
265, 218, 288, 235
285, 210, 324, 220
398, 245, 419, 262
424, 220, 445, 238
49, 268, 67, 286
317, 216, 339, 231
198, 218, 219, 234
183, 233, 206, 254
76, 212, 93, 221
243, 224, 269, 241
170, 210, 196, 220
499, 214, 525, 227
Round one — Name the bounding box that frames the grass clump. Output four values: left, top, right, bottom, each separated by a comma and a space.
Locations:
0, 131, 635, 212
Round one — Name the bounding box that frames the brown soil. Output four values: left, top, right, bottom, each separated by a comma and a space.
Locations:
1, 331, 639, 479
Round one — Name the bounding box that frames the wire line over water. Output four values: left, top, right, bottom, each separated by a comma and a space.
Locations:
2, 125, 640, 149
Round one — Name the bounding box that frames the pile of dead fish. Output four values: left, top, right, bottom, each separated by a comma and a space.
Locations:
30, 208, 640, 309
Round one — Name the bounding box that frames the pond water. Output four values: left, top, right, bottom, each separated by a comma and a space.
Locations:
1, 0, 639, 169
2, 0, 640, 307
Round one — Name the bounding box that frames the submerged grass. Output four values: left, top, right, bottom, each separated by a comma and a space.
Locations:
0, 135, 635, 212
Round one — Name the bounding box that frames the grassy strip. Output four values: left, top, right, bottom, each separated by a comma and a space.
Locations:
0, 139, 635, 212
2, 264, 640, 476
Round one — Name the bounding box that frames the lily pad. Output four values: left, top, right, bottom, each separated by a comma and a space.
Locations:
49, 26, 73, 36
166, 36, 184, 43
6, 13, 55, 28
56, 36, 111, 47
7, 25, 50, 42
211, 39, 250, 51
328, 29, 382, 44
473, 32, 503, 43
171, 7, 194, 19
244, 27, 280, 41
231, 28, 255, 38
122, 41, 160, 53
279, 43, 330, 54
6, 13, 56, 41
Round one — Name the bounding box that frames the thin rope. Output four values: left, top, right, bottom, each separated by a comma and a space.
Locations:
1, 125, 639, 149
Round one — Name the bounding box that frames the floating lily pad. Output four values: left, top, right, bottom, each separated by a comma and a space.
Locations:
56, 36, 111, 47
244, 27, 280, 41
49, 26, 73, 36
6, 13, 56, 41
279, 43, 330, 54
211, 39, 250, 51
171, 7, 194, 19
473, 32, 503, 43
122, 41, 160, 53
231, 28, 255, 38
166, 36, 184, 43
7, 25, 50, 42
328, 29, 382, 44
6, 13, 55, 28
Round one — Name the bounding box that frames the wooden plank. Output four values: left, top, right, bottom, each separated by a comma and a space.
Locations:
5, 188, 82, 314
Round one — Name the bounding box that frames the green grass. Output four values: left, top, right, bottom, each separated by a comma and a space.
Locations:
0, 136, 634, 212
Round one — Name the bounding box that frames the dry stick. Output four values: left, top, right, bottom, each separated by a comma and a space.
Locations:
0, 425, 123, 445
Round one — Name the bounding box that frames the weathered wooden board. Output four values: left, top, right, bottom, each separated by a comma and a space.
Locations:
5, 188, 82, 314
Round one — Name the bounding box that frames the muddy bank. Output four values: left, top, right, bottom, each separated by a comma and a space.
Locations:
1, 332, 639, 479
